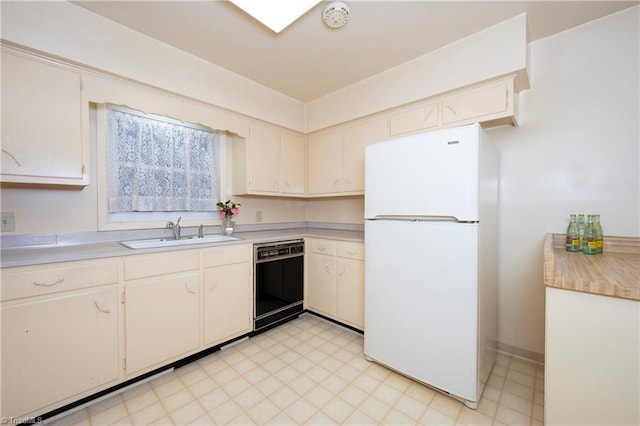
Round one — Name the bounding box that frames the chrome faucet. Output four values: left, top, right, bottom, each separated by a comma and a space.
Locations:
166, 217, 182, 240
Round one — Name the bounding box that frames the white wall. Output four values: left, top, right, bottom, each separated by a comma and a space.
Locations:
485, 7, 639, 356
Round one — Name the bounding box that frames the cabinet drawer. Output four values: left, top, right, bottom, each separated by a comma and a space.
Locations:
203, 244, 251, 268
309, 239, 335, 256
124, 250, 199, 281
336, 242, 364, 260
1, 260, 119, 301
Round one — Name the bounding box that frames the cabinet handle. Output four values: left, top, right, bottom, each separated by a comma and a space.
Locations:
424, 109, 434, 123
333, 179, 340, 189
347, 249, 358, 255
1, 149, 22, 167
33, 278, 64, 287
283, 180, 290, 189
94, 301, 111, 314
209, 281, 219, 292
338, 265, 346, 277
317, 246, 326, 251
324, 263, 333, 275
184, 283, 196, 295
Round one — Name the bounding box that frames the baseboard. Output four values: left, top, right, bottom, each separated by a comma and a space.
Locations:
497, 341, 545, 365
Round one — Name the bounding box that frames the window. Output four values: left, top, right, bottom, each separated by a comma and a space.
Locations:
102, 104, 222, 226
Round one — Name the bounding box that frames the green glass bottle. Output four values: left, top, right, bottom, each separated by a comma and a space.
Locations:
566, 214, 580, 252
594, 214, 604, 254
583, 214, 599, 255
577, 214, 586, 251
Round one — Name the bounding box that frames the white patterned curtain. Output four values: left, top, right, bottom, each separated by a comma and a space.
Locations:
107, 106, 219, 213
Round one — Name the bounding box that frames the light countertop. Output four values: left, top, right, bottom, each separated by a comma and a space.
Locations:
543, 233, 640, 302
1, 228, 364, 268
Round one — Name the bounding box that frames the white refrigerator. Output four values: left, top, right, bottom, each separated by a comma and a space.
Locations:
363, 123, 497, 409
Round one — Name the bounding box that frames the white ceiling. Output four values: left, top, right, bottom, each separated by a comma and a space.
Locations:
73, 0, 638, 102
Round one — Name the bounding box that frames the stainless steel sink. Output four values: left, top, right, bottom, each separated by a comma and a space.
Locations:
120, 235, 240, 249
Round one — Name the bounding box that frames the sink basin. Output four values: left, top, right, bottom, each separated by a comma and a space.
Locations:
120, 235, 240, 249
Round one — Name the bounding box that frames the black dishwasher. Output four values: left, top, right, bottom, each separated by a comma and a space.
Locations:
253, 240, 304, 332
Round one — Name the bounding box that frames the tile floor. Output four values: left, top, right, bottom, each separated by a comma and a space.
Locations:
50, 314, 544, 425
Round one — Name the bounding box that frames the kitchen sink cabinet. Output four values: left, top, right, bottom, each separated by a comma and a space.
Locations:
1, 48, 88, 186
203, 244, 252, 346
124, 272, 201, 375
305, 238, 364, 330
307, 117, 388, 196
1, 286, 119, 420
123, 251, 201, 375
232, 122, 306, 197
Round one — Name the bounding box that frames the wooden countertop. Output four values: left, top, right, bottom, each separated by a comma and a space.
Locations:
544, 233, 640, 302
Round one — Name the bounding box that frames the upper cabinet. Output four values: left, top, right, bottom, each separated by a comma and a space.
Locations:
1, 49, 88, 186
441, 78, 516, 127
389, 76, 518, 137
233, 122, 306, 197
307, 117, 389, 196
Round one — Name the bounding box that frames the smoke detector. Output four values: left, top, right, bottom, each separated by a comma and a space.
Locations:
323, 1, 350, 29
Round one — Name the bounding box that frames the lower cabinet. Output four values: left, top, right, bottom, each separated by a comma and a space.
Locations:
306, 238, 365, 330
1, 286, 119, 419
124, 272, 201, 375
204, 263, 252, 346
1, 244, 255, 420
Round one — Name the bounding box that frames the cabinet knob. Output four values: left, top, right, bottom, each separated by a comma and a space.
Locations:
324, 263, 333, 275
184, 283, 196, 295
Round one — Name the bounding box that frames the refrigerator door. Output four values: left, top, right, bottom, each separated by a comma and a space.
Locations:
365, 124, 481, 221
364, 219, 479, 402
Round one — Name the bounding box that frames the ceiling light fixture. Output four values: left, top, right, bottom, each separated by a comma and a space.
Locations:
229, 0, 322, 33
322, 1, 350, 29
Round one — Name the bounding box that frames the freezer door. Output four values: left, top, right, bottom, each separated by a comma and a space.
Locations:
364, 124, 481, 221
364, 219, 479, 402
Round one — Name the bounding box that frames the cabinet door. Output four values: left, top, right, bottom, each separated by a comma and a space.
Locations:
1, 50, 87, 186
336, 258, 365, 330
203, 263, 252, 346
306, 252, 336, 317
280, 132, 306, 195
248, 123, 281, 193
389, 102, 439, 136
442, 80, 511, 126
1, 287, 119, 419
307, 130, 342, 195
125, 273, 200, 375
342, 117, 388, 193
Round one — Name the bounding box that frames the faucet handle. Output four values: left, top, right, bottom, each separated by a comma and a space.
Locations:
198, 224, 204, 238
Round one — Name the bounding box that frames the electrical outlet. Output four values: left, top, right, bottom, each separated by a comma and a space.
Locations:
1, 212, 16, 232
256, 210, 263, 223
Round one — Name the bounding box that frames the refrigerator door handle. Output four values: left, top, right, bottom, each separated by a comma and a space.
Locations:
369, 215, 474, 223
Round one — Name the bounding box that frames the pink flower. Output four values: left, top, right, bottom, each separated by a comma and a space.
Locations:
231, 208, 239, 216
218, 211, 226, 219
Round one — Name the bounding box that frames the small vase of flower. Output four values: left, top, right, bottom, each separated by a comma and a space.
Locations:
216, 200, 241, 236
